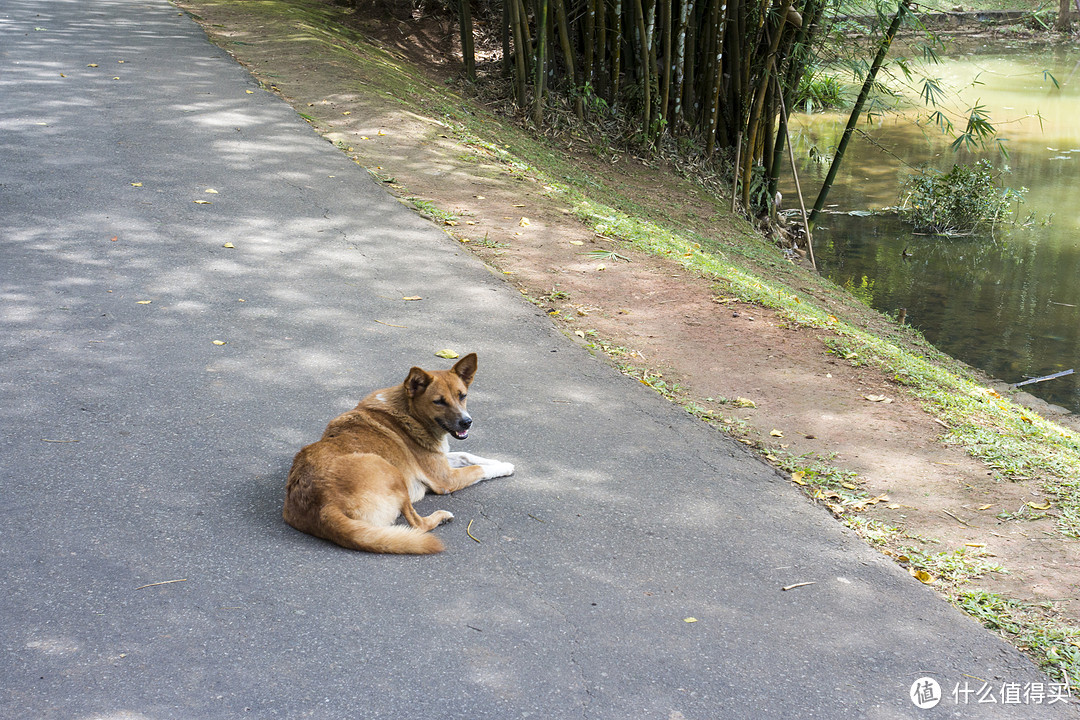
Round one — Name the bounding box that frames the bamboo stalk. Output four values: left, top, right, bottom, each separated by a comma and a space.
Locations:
775, 76, 814, 270
659, 0, 672, 131
808, 0, 910, 227
534, 0, 549, 125
458, 0, 476, 82
509, 0, 528, 107
741, 0, 792, 209
634, 0, 652, 133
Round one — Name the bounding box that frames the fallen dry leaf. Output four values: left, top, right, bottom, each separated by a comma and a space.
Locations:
910, 568, 935, 584
518, 217, 531, 227
402, 296, 422, 301
790, 471, 807, 486
683, 617, 698, 623
863, 394, 893, 403
734, 397, 756, 408
435, 349, 459, 359
193, 200, 211, 205
770, 429, 783, 438
222, 242, 234, 248
212, 340, 226, 346
136, 300, 152, 305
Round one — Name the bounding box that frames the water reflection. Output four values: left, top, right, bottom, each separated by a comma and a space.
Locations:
787, 43, 1080, 411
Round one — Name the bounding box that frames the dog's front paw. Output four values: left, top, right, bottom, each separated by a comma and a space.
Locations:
481, 460, 514, 480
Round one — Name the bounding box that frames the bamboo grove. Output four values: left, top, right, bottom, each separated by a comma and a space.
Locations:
458, 0, 840, 212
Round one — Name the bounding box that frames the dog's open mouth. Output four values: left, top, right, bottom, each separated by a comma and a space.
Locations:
440, 418, 471, 440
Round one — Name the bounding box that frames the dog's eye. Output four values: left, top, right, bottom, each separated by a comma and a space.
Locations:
459, 393, 467, 401
432, 398, 447, 406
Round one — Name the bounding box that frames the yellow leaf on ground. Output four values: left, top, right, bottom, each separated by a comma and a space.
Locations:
910, 568, 935, 584
518, 217, 531, 227
790, 471, 807, 486
1027, 500, 1052, 510
222, 242, 234, 248
212, 340, 226, 346
570, 240, 584, 246
734, 397, 756, 408
205, 188, 218, 194
402, 296, 422, 301
193, 200, 211, 204
770, 429, 783, 438
136, 300, 152, 305
435, 349, 459, 359
130, 182, 142, 187
683, 617, 698, 623
864, 394, 892, 403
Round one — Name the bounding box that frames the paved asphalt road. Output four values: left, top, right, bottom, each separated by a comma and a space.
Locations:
2, 0, 1077, 718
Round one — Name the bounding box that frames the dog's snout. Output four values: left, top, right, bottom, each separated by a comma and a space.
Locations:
458, 415, 473, 431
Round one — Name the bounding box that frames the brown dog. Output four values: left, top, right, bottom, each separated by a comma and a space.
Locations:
283, 353, 514, 554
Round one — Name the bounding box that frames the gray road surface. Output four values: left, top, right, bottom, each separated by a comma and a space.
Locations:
1, 0, 1076, 717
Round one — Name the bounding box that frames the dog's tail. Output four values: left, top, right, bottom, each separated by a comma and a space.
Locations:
317, 506, 445, 555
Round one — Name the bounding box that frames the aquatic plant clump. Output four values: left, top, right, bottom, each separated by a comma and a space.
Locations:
898, 160, 1018, 235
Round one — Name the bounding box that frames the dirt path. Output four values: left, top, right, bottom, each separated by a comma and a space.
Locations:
181, 0, 1079, 650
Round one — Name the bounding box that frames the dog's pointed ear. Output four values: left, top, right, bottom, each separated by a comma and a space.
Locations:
405, 367, 433, 398
452, 353, 478, 387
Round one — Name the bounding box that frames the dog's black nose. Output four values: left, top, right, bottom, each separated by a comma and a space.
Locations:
458, 416, 473, 431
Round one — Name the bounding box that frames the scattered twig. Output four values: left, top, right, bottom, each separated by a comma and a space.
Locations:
781, 581, 816, 591
1013, 368, 1074, 388
136, 579, 187, 590
466, 519, 481, 543
41, 439, 79, 443
373, 319, 407, 328
942, 509, 971, 527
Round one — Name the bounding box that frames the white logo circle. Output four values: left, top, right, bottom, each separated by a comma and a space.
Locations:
910, 677, 942, 709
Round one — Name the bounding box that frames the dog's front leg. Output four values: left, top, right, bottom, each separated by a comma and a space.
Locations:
446, 451, 515, 480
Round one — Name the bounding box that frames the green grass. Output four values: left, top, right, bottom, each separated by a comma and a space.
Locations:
956, 590, 1080, 685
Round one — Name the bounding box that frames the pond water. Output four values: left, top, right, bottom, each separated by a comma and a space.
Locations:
785, 42, 1080, 411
